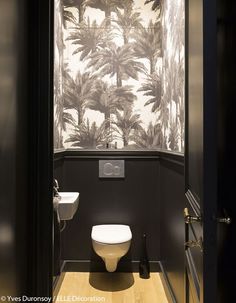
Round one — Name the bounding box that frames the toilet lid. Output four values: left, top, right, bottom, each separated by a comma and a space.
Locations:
91, 224, 132, 244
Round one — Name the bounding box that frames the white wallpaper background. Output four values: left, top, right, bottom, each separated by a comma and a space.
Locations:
54, 0, 185, 152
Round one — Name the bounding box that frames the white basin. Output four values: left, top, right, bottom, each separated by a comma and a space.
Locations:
58, 192, 79, 220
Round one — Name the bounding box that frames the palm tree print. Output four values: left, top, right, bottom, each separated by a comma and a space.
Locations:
137, 72, 161, 112
85, 81, 137, 121
113, 7, 142, 44
85, 81, 137, 144
63, 0, 86, 23
112, 109, 142, 147
63, 71, 99, 125
63, 9, 77, 27
168, 121, 179, 151
65, 119, 109, 148
54, 0, 66, 148
84, 0, 133, 25
87, 43, 144, 87
144, 0, 162, 15
131, 123, 164, 149
67, 18, 113, 60
132, 20, 162, 74
54, 0, 185, 152
158, 96, 169, 149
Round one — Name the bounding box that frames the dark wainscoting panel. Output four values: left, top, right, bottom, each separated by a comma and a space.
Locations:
160, 154, 185, 303
54, 150, 186, 299
54, 151, 65, 190
54, 150, 161, 270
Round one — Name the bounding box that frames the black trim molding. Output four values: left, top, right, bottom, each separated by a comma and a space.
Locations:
185, 189, 201, 217
62, 260, 160, 273
159, 261, 177, 303
54, 149, 184, 162
185, 249, 200, 302
53, 262, 66, 297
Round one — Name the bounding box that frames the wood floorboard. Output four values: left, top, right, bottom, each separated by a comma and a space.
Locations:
54, 272, 168, 303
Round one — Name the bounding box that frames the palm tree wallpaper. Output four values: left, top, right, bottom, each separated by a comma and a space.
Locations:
54, 0, 185, 152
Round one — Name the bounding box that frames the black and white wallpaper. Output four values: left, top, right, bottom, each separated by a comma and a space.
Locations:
54, 0, 185, 152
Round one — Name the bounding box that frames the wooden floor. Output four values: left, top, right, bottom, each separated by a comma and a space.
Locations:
55, 272, 168, 303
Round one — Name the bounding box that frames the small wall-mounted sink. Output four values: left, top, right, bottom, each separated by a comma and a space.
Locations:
57, 192, 79, 220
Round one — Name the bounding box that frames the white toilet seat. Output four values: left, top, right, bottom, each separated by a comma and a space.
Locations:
91, 224, 132, 244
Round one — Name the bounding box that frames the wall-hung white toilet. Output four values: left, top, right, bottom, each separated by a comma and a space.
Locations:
91, 224, 132, 272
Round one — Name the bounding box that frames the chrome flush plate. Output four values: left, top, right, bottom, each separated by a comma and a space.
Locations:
99, 160, 125, 178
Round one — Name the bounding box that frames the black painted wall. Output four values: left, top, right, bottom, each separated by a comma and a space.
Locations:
54, 153, 64, 189
54, 151, 186, 299
0, 0, 29, 296
54, 152, 161, 269
160, 155, 185, 303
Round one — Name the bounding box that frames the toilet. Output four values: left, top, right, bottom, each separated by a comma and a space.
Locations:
91, 224, 132, 272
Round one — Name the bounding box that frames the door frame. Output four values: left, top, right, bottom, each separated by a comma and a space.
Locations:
185, 0, 218, 302
28, 0, 54, 296
27, 0, 220, 299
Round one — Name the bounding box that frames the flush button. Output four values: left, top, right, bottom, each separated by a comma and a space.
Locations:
113, 165, 121, 176
99, 160, 125, 178
104, 163, 113, 176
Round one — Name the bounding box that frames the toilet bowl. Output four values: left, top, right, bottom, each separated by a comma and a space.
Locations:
91, 224, 132, 272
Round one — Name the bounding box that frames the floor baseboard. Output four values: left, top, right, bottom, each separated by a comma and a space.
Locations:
63, 260, 161, 273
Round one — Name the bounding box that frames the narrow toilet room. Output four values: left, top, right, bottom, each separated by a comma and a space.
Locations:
1, 0, 235, 301
53, 0, 184, 302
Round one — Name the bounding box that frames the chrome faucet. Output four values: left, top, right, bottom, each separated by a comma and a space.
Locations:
53, 179, 60, 197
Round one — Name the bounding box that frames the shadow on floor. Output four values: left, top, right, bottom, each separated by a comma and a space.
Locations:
89, 272, 134, 292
